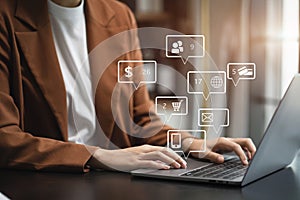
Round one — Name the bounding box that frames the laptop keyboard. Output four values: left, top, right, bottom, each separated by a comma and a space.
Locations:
181, 158, 248, 180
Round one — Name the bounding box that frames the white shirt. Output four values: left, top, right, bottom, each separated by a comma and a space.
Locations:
48, 0, 99, 146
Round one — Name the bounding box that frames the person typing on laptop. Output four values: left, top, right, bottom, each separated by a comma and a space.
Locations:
0, 0, 256, 172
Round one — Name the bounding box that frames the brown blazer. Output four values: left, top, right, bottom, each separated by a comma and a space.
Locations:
0, 0, 168, 172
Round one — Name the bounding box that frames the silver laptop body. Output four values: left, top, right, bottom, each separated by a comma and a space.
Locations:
132, 74, 300, 186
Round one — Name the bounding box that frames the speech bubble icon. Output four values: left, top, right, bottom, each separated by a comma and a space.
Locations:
227, 63, 256, 86
167, 130, 206, 159
118, 60, 157, 89
187, 71, 226, 100
155, 96, 188, 122
198, 108, 229, 133
166, 35, 205, 64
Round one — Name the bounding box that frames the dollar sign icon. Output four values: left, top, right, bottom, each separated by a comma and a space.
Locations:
125, 66, 133, 78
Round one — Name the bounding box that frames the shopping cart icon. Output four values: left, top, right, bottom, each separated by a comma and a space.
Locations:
172, 100, 184, 112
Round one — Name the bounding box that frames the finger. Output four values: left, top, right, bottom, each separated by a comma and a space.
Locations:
141, 146, 187, 168
243, 147, 253, 160
139, 151, 182, 169
136, 145, 187, 168
160, 148, 187, 168
224, 141, 248, 165
137, 160, 171, 170
230, 138, 256, 158
204, 151, 224, 164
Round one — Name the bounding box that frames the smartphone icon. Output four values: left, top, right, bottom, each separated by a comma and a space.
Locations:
171, 133, 182, 149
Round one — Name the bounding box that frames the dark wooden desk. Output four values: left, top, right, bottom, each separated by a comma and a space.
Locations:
1, 153, 300, 200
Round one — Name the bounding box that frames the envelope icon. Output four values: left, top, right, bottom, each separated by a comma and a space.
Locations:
201, 112, 214, 123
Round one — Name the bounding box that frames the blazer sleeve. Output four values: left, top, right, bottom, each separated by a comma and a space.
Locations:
0, 13, 98, 172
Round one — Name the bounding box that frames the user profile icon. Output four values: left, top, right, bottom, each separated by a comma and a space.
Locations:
166, 35, 205, 64
171, 40, 184, 54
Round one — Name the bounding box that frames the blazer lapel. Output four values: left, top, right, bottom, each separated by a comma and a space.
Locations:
15, 0, 68, 140
85, 0, 118, 144
14, 0, 125, 144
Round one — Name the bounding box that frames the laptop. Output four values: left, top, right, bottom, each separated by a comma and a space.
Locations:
132, 74, 300, 186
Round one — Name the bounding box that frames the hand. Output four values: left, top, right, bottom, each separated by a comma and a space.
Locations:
189, 137, 256, 165
88, 144, 187, 172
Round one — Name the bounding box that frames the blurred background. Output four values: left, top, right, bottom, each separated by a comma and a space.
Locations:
119, 0, 299, 145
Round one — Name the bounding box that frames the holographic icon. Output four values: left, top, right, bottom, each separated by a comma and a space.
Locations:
227, 63, 256, 86
118, 60, 157, 89
187, 71, 226, 100
166, 35, 205, 64
198, 108, 229, 133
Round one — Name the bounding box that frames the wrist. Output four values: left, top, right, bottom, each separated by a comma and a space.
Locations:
86, 148, 110, 170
